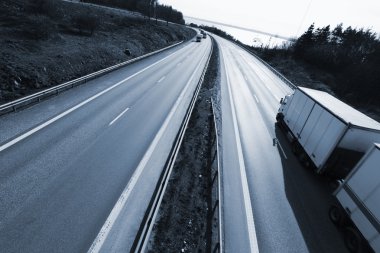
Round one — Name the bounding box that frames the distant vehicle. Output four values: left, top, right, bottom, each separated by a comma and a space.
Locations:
203, 33, 207, 39
276, 87, 380, 179
330, 143, 380, 253
196, 34, 202, 42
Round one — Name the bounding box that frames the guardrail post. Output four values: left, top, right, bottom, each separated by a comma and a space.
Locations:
212, 200, 219, 216
213, 242, 220, 253
211, 170, 218, 187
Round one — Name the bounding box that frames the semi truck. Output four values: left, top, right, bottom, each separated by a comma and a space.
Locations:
330, 143, 380, 253
276, 87, 380, 179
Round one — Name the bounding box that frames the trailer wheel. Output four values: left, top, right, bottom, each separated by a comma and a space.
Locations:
329, 205, 344, 227
344, 226, 362, 253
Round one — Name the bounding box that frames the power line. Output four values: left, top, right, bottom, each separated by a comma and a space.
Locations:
185, 16, 294, 41
295, 0, 313, 36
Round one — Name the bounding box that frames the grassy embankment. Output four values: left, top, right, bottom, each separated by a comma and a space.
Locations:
0, 0, 195, 103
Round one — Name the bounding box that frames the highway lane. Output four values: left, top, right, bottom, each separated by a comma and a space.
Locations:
215, 36, 349, 252
0, 37, 211, 252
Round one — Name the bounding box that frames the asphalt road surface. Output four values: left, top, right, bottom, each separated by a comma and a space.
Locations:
0, 37, 211, 253
215, 35, 349, 253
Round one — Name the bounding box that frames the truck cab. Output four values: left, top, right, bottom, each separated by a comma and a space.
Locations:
277, 94, 292, 120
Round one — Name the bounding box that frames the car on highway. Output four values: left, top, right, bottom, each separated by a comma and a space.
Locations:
196, 34, 202, 42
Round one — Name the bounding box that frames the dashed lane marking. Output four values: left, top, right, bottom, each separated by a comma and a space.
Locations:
109, 107, 130, 126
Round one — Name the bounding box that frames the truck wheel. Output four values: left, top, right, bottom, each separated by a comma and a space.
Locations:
344, 226, 362, 253
329, 205, 344, 227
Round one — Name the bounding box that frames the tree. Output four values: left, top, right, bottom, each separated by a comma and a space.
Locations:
294, 23, 315, 57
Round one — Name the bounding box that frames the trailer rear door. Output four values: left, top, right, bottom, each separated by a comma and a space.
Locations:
301, 105, 346, 169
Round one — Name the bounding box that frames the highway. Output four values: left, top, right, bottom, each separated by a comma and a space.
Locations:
215, 35, 349, 253
0, 37, 212, 253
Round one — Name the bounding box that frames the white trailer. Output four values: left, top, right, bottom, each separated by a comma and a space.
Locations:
277, 87, 380, 179
330, 143, 380, 252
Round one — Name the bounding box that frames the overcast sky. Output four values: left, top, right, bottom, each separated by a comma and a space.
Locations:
159, 0, 380, 38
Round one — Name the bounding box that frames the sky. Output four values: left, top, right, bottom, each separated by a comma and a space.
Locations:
159, 0, 380, 46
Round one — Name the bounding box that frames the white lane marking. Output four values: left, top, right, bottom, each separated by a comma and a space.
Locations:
0, 46, 186, 153
254, 94, 259, 103
222, 52, 259, 253
276, 139, 288, 159
157, 76, 166, 83
244, 75, 248, 81
109, 107, 130, 126
177, 62, 182, 66
235, 50, 284, 102
87, 45, 210, 253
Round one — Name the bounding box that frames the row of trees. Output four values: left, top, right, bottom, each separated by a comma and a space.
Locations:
293, 24, 380, 107
82, 0, 185, 24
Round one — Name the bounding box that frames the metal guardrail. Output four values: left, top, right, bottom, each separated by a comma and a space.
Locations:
211, 97, 222, 253
0, 40, 184, 116
131, 39, 214, 252
233, 42, 297, 90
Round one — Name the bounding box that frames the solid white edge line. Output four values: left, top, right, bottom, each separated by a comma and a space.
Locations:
109, 107, 130, 126
236, 51, 287, 102
222, 50, 259, 253
211, 97, 224, 253
0, 45, 189, 153
87, 42, 211, 253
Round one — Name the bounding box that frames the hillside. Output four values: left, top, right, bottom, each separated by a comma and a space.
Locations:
0, 0, 195, 103
253, 24, 380, 121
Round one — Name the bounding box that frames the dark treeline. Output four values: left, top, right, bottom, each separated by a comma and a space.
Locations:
81, 0, 185, 24
293, 23, 380, 106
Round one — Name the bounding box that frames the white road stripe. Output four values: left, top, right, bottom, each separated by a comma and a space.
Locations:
254, 94, 259, 103
87, 44, 210, 253
157, 76, 166, 83
0, 46, 185, 153
223, 52, 259, 253
109, 107, 129, 126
